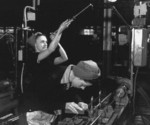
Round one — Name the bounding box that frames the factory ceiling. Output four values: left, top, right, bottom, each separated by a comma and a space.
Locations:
0, 0, 134, 27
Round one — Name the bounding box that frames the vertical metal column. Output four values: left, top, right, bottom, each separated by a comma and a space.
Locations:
102, 0, 113, 77
15, 28, 18, 89
14, 27, 22, 95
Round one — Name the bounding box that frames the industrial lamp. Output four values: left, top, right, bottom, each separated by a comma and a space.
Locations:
108, 0, 117, 2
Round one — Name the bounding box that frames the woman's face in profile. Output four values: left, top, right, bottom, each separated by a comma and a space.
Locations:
71, 76, 92, 90
35, 35, 48, 52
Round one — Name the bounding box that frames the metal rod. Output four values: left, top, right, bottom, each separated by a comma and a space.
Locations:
94, 93, 112, 110
72, 3, 93, 20
111, 6, 131, 30
90, 112, 103, 125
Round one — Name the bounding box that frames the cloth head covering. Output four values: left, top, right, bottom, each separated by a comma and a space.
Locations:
26, 32, 43, 48
72, 60, 101, 80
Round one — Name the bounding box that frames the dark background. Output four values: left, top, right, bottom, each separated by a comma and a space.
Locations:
0, 0, 134, 26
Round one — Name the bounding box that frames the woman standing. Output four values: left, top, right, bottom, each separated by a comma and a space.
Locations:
26, 19, 73, 113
